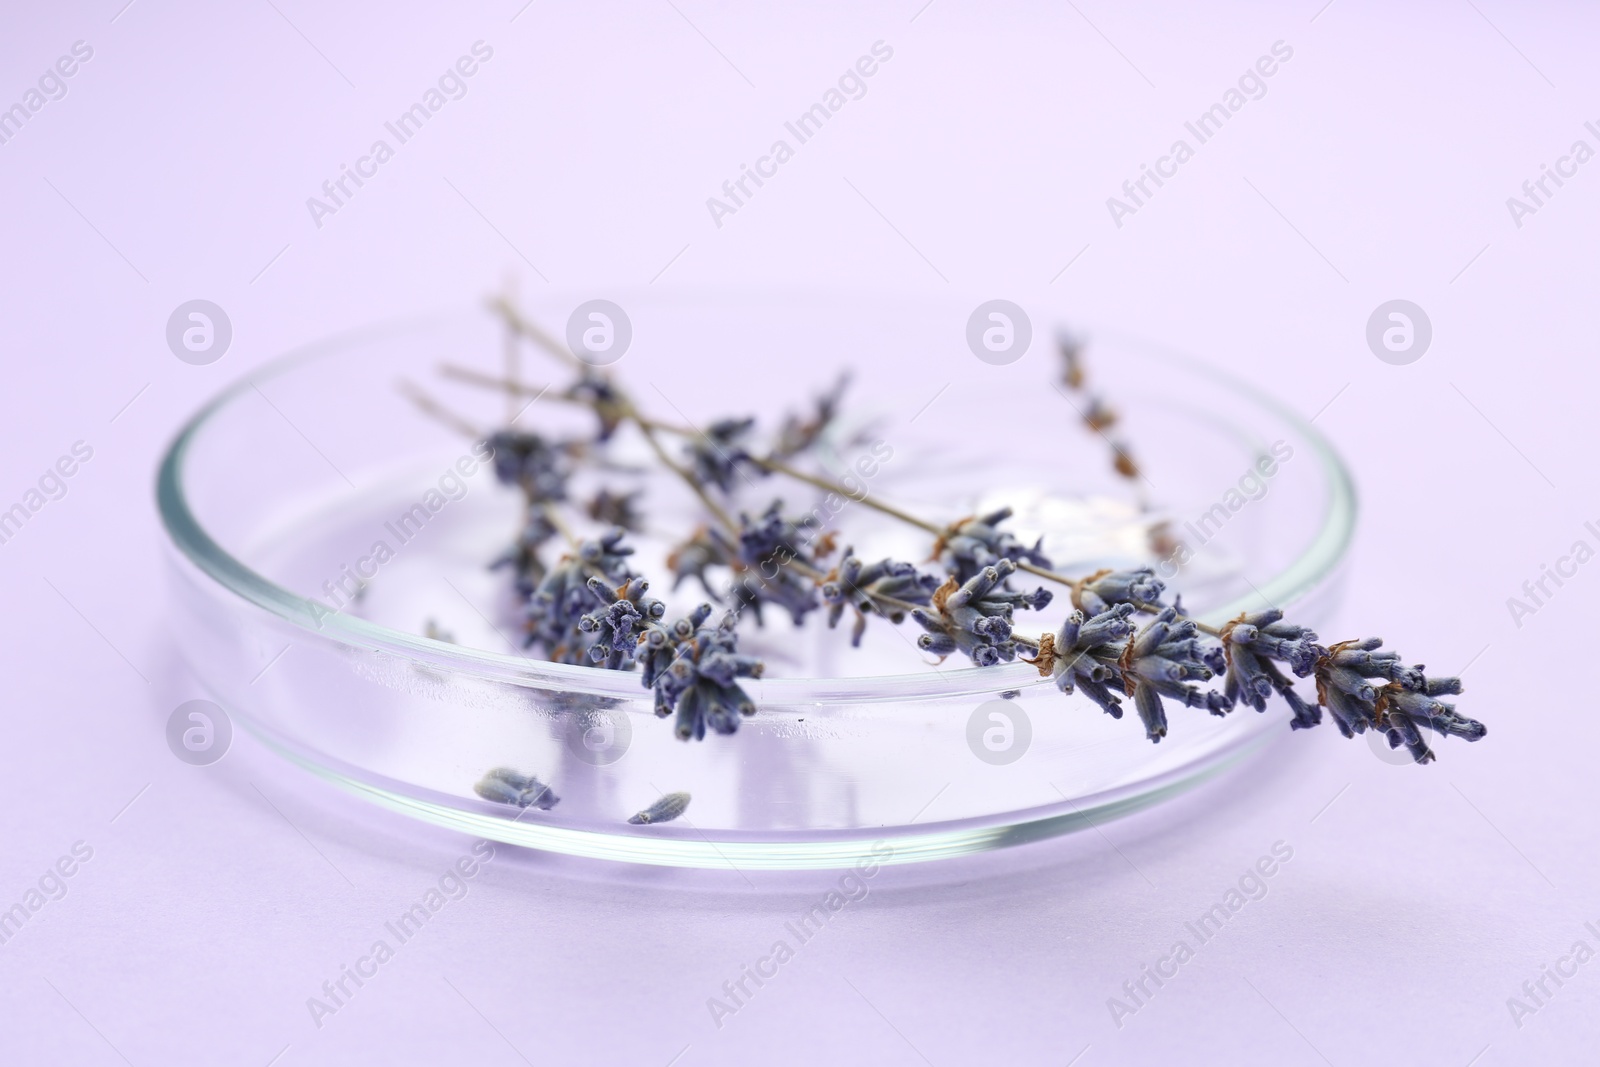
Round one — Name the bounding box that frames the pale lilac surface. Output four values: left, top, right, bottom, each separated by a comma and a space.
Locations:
1, 3, 1595, 1064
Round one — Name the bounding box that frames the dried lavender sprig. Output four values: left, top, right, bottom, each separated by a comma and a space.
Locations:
1030, 604, 1231, 740
485, 429, 571, 502
1314, 638, 1485, 762
666, 526, 726, 598
1222, 609, 1324, 730
1073, 566, 1166, 616
453, 313, 1486, 762
490, 507, 559, 594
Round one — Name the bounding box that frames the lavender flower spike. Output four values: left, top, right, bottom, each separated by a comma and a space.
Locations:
666, 526, 727, 598
639, 605, 765, 741
912, 558, 1052, 667
1313, 638, 1486, 763
821, 548, 940, 646
491, 507, 558, 595
1031, 604, 1228, 740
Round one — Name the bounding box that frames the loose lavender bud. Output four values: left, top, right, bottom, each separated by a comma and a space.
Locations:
821, 547, 940, 646
912, 558, 1051, 667
684, 417, 759, 493
474, 767, 559, 810
629, 792, 691, 825
1074, 567, 1166, 616
936, 507, 1051, 583
1082, 395, 1117, 432
639, 606, 765, 741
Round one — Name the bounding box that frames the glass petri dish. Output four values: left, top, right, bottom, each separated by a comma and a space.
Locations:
156, 294, 1354, 870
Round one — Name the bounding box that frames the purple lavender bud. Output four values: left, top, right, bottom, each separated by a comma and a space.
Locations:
1132, 682, 1168, 741
474, 768, 560, 810
565, 373, 627, 442
1423, 676, 1464, 697
629, 792, 691, 825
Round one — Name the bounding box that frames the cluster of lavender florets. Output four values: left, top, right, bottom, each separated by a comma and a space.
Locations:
937, 507, 1051, 582
912, 558, 1053, 667
710, 500, 828, 625
639, 604, 765, 740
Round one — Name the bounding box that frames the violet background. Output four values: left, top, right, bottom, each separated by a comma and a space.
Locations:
1, 1, 1595, 1064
